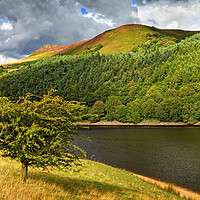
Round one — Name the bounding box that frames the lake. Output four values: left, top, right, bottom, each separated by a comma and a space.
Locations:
76, 126, 200, 193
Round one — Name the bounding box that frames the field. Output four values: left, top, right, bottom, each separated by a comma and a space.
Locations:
0, 156, 185, 200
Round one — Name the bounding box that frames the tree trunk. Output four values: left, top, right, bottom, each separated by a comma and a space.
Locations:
21, 162, 28, 182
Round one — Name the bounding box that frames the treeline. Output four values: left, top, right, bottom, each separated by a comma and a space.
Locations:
0, 34, 200, 123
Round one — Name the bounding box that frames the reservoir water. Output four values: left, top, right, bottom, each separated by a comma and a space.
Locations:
76, 126, 200, 193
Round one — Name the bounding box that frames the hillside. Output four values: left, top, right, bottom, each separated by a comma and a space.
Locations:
25, 25, 200, 56
0, 33, 200, 124
0, 156, 187, 200
62, 24, 199, 55
2, 24, 199, 67
1, 41, 87, 67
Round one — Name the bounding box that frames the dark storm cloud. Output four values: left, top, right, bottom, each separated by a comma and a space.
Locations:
0, 0, 116, 60
0, 0, 200, 63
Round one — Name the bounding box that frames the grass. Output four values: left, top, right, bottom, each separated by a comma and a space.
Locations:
1, 52, 53, 67
0, 156, 186, 200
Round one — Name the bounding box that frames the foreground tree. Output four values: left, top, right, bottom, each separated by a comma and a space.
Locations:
0, 90, 85, 182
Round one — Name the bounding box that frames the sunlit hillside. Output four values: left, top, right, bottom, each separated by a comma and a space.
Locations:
0, 156, 185, 200
1, 24, 199, 67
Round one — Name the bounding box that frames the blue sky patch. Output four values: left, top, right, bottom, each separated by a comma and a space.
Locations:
0, 18, 7, 23
81, 8, 88, 15
132, 0, 135, 5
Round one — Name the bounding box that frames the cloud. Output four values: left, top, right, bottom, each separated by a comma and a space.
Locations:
137, 0, 200, 30
77, 0, 139, 26
0, 22, 13, 31
0, 0, 200, 63
81, 6, 114, 26
0, 0, 115, 60
83, 12, 114, 27
0, 54, 16, 64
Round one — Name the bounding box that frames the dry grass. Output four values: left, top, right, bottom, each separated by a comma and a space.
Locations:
0, 157, 185, 200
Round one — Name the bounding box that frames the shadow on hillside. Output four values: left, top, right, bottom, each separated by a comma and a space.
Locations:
29, 170, 136, 198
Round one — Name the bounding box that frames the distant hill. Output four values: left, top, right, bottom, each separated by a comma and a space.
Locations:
1, 32, 200, 124
61, 24, 200, 55
2, 24, 199, 66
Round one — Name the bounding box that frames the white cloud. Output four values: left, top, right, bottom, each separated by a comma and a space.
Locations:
137, 0, 200, 30
83, 12, 114, 27
130, 11, 138, 18
167, 21, 179, 29
0, 54, 16, 64
0, 22, 13, 31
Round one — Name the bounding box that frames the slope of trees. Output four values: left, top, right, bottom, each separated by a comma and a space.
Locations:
0, 33, 200, 123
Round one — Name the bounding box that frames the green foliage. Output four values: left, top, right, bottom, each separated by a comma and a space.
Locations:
146, 33, 151, 37
89, 101, 105, 116
0, 65, 3, 73
142, 99, 158, 119
127, 100, 142, 123
182, 103, 200, 124
156, 98, 183, 122
105, 96, 123, 121
144, 86, 163, 103
88, 101, 105, 122
82, 44, 103, 55
0, 33, 200, 123
0, 90, 85, 181
152, 33, 161, 38
115, 105, 128, 122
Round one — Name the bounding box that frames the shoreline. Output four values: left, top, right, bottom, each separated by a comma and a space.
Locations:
91, 159, 200, 200
75, 120, 200, 126
132, 172, 200, 200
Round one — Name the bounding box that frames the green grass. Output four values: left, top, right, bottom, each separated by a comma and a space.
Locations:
0, 156, 186, 200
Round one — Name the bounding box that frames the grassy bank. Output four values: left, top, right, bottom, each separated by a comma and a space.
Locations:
0, 157, 186, 200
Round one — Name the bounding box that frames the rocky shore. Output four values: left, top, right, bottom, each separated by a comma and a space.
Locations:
75, 120, 200, 126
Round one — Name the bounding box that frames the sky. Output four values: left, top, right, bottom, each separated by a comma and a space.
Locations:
0, 0, 200, 64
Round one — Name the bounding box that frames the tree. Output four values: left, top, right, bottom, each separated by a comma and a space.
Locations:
126, 99, 142, 123
179, 85, 195, 98
0, 90, 85, 182
144, 85, 163, 103
88, 101, 105, 122
156, 97, 183, 122
182, 103, 200, 124
141, 99, 158, 119
105, 96, 123, 121
0, 65, 3, 73
115, 105, 128, 122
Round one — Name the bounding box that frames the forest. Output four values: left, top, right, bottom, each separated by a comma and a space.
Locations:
0, 33, 200, 124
